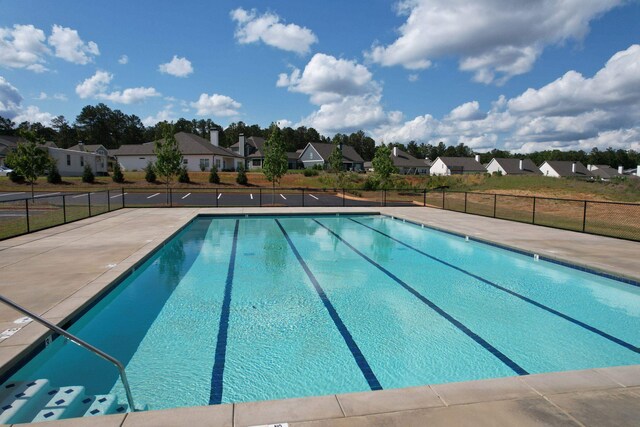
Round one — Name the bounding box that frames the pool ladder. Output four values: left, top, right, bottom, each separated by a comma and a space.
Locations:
0, 294, 137, 412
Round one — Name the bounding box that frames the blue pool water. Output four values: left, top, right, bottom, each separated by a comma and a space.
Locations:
8, 215, 640, 410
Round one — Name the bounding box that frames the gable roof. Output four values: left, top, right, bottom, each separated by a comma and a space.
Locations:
391, 148, 431, 168
68, 144, 106, 153
490, 158, 542, 175
229, 136, 266, 158
435, 157, 486, 172
590, 165, 624, 179
304, 142, 364, 163
112, 132, 241, 158
543, 161, 593, 177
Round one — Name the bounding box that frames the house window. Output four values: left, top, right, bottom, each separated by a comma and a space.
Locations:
309, 152, 314, 160
66, 155, 71, 166
183, 159, 188, 165
80, 157, 84, 167
199, 158, 210, 169
215, 159, 221, 169
252, 159, 261, 166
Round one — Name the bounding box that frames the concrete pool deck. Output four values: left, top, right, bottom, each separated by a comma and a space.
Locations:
0, 207, 638, 426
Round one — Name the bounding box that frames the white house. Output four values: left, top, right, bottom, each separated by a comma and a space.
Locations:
112, 131, 243, 172
486, 158, 542, 175
47, 146, 108, 176
298, 142, 364, 171
430, 155, 486, 176
539, 161, 593, 178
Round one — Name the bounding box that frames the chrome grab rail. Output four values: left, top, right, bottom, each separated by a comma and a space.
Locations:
0, 295, 137, 411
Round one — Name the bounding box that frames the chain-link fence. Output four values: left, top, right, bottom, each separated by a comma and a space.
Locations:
0, 189, 125, 241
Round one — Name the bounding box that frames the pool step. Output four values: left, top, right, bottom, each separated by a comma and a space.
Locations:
0, 379, 131, 424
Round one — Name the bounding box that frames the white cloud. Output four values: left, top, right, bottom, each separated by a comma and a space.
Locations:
75, 70, 160, 104
158, 55, 193, 77
231, 7, 317, 54
448, 101, 487, 121
367, 0, 622, 84
13, 105, 54, 125
0, 76, 23, 118
0, 24, 49, 71
277, 119, 293, 128
75, 70, 113, 98
53, 93, 68, 101
143, 105, 176, 127
98, 87, 161, 104
118, 55, 128, 65
47, 25, 99, 65
190, 93, 241, 117
408, 74, 419, 82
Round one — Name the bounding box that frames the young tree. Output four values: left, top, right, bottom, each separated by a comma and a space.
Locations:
236, 163, 248, 185
5, 130, 52, 198
154, 123, 183, 201
47, 163, 62, 184
372, 145, 396, 189
262, 124, 288, 202
82, 164, 95, 183
144, 162, 156, 182
209, 165, 220, 184
112, 162, 125, 183
328, 141, 343, 174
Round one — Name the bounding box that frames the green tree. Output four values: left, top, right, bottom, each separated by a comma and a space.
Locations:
154, 124, 184, 201
178, 166, 190, 183
372, 145, 396, 189
236, 163, 248, 185
262, 124, 288, 201
328, 139, 343, 174
112, 162, 125, 183
82, 164, 95, 183
209, 165, 220, 184
47, 163, 62, 184
5, 130, 52, 198
144, 162, 156, 182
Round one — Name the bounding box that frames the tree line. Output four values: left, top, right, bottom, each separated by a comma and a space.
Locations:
2, 103, 638, 168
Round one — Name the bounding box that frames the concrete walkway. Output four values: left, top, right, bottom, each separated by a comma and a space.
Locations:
0, 207, 638, 426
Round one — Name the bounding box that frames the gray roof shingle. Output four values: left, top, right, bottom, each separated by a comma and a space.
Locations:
112, 132, 241, 158
306, 142, 364, 163
437, 157, 486, 173
391, 148, 431, 168
544, 161, 593, 177
491, 158, 542, 175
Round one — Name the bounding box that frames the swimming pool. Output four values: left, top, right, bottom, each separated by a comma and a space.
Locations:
5, 214, 640, 414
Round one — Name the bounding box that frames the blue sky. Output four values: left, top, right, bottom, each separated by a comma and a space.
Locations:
1, 0, 639, 152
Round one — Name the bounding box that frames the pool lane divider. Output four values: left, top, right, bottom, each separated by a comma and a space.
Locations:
350, 218, 640, 355
312, 218, 529, 376
275, 219, 383, 391
209, 220, 240, 405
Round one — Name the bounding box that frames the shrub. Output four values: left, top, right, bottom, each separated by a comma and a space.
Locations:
144, 162, 156, 183
82, 164, 95, 183
312, 164, 323, 171
209, 165, 220, 184
112, 162, 125, 183
236, 164, 248, 185
8, 171, 24, 183
303, 168, 319, 177
47, 163, 62, 184
362, 176, 379, 191
178, 166, 190, 183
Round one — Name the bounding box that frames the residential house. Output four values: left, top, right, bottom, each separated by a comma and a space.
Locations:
486, 158, 542, 175
430, 156, 486, 176
390, 147, 431, 174
587, 164, 625, 180
539, 161, 593, 179
112, 131, 243, 172
68, 143, 109, 157
623, 166, 640, 177
230, 134, 300, 170
0, 135, 20, 167
298, 142, 364, 171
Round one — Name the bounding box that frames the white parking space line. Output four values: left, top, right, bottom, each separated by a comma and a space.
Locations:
250, 194, 253, 200
109, 193, 127, 198
0, 213, 25, 217
182, 193, 191, 199
280, 194, 287, 200
147, 193, 160, 199
33, 192, 60, 198
309, 194, 319, 200
217, 193, 222, 200
0, 192, 25, 197
72, 193, 89, 198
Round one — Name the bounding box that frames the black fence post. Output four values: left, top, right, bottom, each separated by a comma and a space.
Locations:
63, 194, 67, 223
493, 194, 497, 217
25, 198, 30, 233
464, 192, 468, 213
532, 197, 536, 224
122, 187, 126, 208
582, 201, 587, 232
259, 188, 262, 207
442, 189, 445, 209
88, 192, 92, 217
302, 188, 305, 207
423, 189, 426, 207
215, 188, 219, 208
169, 188, 173, 207
107, 190, 111, 211
342, 189, 345, 207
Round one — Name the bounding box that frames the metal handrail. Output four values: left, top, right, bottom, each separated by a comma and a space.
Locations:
0, 295, 137, 411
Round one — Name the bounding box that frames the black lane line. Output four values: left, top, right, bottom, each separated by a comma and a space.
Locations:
275, 219, 383, 390
209, 219, 240, 404
313, 218, 528, 376
350, 218, 640, 355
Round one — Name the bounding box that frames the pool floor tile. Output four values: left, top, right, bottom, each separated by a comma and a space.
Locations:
336, 385, 445, 417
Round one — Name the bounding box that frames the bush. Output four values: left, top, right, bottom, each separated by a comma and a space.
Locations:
112, 162, 125, 183
303, 168, 319, 177
209, 165, 220, 184
178, 166, 190, 183
8, 171, 24, 183
82, 164, 95, 183
236, 164, 248, 185
144, 162, 156, 183
47, 163, 62, 184
362, 176, 379, 191
312, 164, 324, 171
